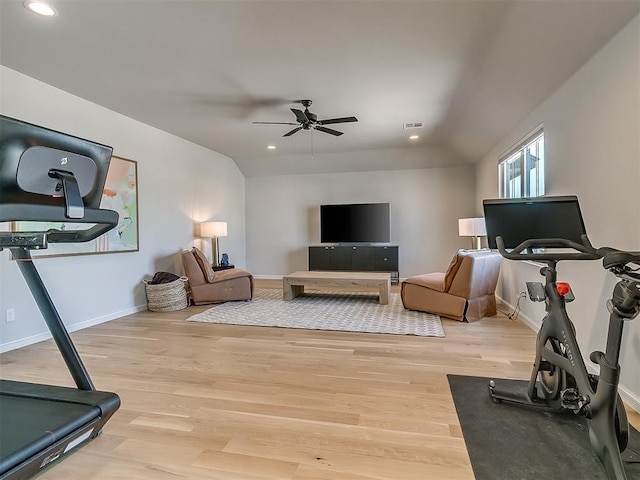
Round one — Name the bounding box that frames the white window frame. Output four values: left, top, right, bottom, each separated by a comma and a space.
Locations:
498, 127, 544, 199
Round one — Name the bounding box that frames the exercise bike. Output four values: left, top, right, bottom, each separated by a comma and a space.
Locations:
483, 196, 640, 480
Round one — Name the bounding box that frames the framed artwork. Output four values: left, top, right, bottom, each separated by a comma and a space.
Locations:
13, 155, 139, 258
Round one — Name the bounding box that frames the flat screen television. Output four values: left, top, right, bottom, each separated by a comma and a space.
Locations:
483, 195, 587, 249
320, 203, 390, 243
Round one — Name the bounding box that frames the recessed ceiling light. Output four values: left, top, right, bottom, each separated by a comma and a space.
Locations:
23, 0, 57, 16
409, 135, 419, 140
267, 145, 276, 150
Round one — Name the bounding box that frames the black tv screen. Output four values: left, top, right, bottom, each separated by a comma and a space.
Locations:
483, 196, 587, 249
320, 203, 390, 243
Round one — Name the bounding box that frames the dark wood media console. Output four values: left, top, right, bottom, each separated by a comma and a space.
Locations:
308, 245, 399, 284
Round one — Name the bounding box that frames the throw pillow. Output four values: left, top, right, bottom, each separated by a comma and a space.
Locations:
443, 251, 464, 291
192, 247, 216, 283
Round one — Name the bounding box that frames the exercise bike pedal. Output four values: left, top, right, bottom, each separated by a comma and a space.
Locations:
560, 388, 588, 412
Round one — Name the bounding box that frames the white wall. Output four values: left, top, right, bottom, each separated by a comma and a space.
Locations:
246, 165, 476, 279
476, 15, 640, 408
0, 66, 246, 352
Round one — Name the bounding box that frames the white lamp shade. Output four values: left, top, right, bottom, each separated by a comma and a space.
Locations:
200, 221, 227, 238
458, 217, 487, 237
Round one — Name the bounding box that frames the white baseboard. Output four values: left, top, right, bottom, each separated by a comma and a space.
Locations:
0, 304, 147, 354
619, 384, 640, 413
496, 294, 541, 331
0, 331, 54, 354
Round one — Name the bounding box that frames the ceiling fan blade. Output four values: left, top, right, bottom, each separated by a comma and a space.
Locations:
283, 126, 303, 137
315, 126, 344, 136
318, 116, 358, 125
291, 108, 309, 124
253, 121, 299, 125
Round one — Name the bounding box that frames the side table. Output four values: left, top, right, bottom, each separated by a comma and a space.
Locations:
212, 264, 235, 271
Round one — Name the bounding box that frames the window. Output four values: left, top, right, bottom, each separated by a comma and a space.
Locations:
499, 128, 544, 198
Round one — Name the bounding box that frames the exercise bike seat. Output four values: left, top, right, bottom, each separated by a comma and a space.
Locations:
598, 248, 640, 270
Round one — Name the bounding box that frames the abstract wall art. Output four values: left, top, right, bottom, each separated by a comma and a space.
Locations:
13, 156, 139, 258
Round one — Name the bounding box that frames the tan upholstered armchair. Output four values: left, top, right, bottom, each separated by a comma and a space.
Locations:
181, 248, 254, 305
401, 249, 502, 322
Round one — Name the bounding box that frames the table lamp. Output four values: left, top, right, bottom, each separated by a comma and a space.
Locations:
199, 221, 227, 266
458, 217, 486, 250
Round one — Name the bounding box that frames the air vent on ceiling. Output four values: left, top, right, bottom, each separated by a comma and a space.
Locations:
403, 122, 423, 130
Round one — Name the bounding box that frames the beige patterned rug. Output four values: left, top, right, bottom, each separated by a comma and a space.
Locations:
186, 288, 444, 337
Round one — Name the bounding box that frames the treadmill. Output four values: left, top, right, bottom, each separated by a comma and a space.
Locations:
0, 115, 121, 479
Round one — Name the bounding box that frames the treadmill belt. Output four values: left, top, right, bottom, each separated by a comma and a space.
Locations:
0, 395, 100, 473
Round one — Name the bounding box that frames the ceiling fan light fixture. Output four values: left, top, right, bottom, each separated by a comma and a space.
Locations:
23, 0, 57, 16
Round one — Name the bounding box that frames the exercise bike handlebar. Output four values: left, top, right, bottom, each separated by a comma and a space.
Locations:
495, 234, 601, 262
596, 246, 640, 270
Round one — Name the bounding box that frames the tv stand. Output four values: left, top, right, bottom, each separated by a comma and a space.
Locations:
308, 244, 399, 284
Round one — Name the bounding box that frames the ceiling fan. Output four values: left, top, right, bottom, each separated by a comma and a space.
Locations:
252, 99, 358, 137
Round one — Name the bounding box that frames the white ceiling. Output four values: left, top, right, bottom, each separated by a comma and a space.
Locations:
1, 1, 639, 177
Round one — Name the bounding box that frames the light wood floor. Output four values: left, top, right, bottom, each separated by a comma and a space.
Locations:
1, 279, 638, 479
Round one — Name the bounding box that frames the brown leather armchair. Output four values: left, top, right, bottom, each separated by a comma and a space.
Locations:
181, 248, 254, 305
401, 249, 502, 322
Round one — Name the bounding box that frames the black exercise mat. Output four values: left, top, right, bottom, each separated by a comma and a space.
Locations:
448, 375, 640, 480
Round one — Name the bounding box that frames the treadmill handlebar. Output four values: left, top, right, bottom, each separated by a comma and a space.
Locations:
0, 205, 118, 248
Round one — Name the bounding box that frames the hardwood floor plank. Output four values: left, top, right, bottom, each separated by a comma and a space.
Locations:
130, 412, 196, 432
193, 450, 299, 478
223, 437, 473, 480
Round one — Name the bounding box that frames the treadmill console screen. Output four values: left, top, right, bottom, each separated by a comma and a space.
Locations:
0, 115, 113, 212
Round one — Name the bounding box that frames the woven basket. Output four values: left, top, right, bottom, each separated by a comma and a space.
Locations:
143, 276, 189, 312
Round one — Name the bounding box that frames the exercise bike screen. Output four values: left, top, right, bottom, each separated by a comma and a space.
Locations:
483, 196, 587, 249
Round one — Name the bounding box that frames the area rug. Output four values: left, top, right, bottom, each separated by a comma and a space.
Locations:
186, 288, 444, 337
448, 374, 640, 480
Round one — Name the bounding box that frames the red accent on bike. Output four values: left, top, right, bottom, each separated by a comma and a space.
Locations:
557, 282, 571, 296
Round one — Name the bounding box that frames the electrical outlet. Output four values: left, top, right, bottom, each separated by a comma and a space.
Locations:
5, 308, 16, 323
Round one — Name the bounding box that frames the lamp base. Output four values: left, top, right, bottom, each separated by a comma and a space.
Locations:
212, 237, 221, 266
470, 236, 482, 250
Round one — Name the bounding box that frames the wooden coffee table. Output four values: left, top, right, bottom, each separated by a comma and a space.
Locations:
283, 271, 391, 305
